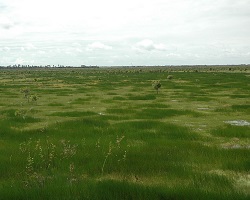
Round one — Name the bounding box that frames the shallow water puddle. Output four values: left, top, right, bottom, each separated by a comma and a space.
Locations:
224, 120, 250, 126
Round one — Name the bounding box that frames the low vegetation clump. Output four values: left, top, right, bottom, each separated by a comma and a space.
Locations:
0, 66, 249, 199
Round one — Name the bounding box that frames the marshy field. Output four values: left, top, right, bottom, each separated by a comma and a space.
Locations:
0, 66, 249, 199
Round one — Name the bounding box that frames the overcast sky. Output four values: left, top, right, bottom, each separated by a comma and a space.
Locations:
0, 0, 250, 66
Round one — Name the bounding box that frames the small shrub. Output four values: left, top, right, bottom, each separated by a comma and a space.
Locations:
152, 81, 161, 94
31, 95, 38, 102
167, 75, 173, 80
20, 87, 30, 102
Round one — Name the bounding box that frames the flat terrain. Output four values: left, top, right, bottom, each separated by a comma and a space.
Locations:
0, 66, 250, 199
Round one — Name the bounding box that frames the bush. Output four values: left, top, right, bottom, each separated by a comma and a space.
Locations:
167, 75, 173, 80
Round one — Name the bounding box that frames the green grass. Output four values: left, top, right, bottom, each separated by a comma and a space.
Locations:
47, 102, 64, 106
0, 66, 250, 199
232, 104, 250, 111
211, 125, 250, 138
48, 111, 97, 117
128, 94, 156, 100
136, 108, 203, 119
1, 178, 249, 200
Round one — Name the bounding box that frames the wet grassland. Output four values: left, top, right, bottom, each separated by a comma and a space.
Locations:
0, 66, 250, 199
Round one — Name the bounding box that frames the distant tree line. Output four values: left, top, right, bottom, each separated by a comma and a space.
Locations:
0, 65, 100, 69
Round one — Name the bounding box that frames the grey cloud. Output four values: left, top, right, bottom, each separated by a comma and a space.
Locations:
86, 42, 113, 51
0, 15, 19, 30
2, 47, 10, 51
0, 2, 14, 29
134, 40, 167, 52
0, 2, 8, 11
1, 23, 11, 29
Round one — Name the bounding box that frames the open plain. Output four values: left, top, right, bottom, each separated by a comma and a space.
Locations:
0, 66, 249, 199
